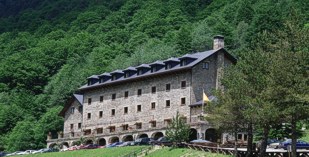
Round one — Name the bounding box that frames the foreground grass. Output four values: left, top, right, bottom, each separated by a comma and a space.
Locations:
146, 147, 232, 157
26, 146, 148, 157
23, 146, 232, 157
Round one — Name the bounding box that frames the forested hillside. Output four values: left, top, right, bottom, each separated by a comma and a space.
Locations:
0, 0, 308, 152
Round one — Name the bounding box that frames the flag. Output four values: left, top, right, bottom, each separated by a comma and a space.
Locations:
203, 92, 209, 103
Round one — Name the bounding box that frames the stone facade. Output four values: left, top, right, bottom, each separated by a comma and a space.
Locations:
47, 37, 237, 148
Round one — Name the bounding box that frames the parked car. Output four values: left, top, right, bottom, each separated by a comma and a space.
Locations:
84, 144, 100, 149
0, 152, 6, 157
279, 139, 309, 150
150, 137, 173, 146
6, 151, 22, 156
117, 141, 134, 147
106, 142, 124, 148
134, 138, 151, 145
257, 139, 281, 149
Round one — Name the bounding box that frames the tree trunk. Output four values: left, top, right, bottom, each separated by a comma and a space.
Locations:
258, 125, 269, 157
291, 116, 297, 157
246, 123, 253, 157
234, 131, 238, 157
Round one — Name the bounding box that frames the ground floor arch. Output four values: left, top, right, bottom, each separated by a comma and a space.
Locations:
205, 128, 218, 142
137, 133, 148, 139
85, 139, 93, 145
109, 136, 119, 144
49, 143, 57, 148
122, 135, 134, 142
61, 142, 69, 148
98, 138, 106, 146
151, 132, 164, 140
189, 128, 198, 142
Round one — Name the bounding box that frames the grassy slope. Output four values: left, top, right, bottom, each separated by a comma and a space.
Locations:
25, 146, 148, 157
23, 146, 232, 157
145, 147, 232, 157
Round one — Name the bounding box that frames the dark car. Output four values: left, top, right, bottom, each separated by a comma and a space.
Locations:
0, 152, 6, 157
134, 138, 151, 145
83, 144, 100, 149
279, 139, 309, 150
106, 142, 124, 148
150, 137, 173, 146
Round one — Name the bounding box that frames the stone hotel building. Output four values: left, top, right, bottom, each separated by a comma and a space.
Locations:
47, 36, 240, 148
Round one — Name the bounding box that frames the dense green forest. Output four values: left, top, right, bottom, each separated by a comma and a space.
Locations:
0, 0, 308, 152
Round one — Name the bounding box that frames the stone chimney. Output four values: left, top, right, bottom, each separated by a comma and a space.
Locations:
213, 35, 224, 50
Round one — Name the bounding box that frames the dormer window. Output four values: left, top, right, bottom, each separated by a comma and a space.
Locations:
180, 60, 187, 66
137, 69, 142, 75
166, 64, 172, 69
152, 66, 157, 72
112, 75, 116, 81
125, 72, 130, 78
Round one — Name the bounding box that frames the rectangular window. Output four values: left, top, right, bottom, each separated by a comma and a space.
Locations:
122, 124, 128, 131
203, 62, 209, 69
110, 126, 115, 133
244, 134, 248, 141
84, 129, 91, 135
97, 128, 103, 134
111, 109, 115, 116
151, 102, 156, 109
150, 121, 156, 127
70, 107, 75, 114
100, 96, 104, 102
237, 134, 242, 140
166, 100, 170, 108
112, 93, 116, 100
88, 98, 92, 105
166, 64, 172, 69
137, 105, 141, 112
124, 91, 129, 98
124, 107, 128, 114
87, 113, 91, 119
70, 124, 74, 130
151, 86, 156, 93
181, 97, 186, 105
78, 106, 83, 112
166, 84, 171, 91
78, 123, 81, 129
181, 81, 186, 88
99, 111, 103, 118
136, 123, 142, 129
137, 89, 142, 96
164, 119, 172, 126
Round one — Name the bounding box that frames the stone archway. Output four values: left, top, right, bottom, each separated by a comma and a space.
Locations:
122, 135, 134, 142
137, 133, 148, 139
205, 128, 218, 142
151, 132, 164, 140
98, 138, 106, 146
61, 142, 69, 149
109, 136, 119, 144
49, 143, 57, 149
85, 139, 93, 145
189, 128, 198, 142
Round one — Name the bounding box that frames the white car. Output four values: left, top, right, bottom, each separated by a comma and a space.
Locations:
16, 150, 35, 155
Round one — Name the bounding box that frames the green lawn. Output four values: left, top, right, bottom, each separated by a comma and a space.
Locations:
146, 147, 232, 157
23, 146, 232, 157
25, 146, 149, 157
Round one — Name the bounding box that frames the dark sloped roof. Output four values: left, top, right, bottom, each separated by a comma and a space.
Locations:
149, 60, 164, 66
59, 94, 83, 117
164, 57, 180, 63
79, 48, 236, 91
87, 75, 99, 79
99, 72, 111, 77
136, 64, 151, 69
178, 54, 197, 59
123, 66, 137, 71
110, 69, 124, 74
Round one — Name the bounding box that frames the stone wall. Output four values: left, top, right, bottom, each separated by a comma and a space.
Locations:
63, 100, 83, 134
